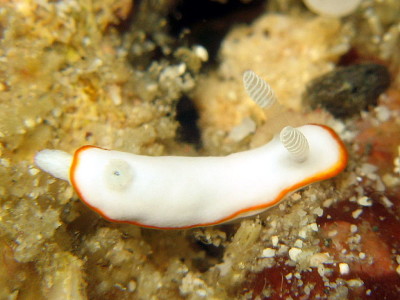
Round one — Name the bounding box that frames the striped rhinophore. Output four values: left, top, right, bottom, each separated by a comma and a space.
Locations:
280, 126, 309, 162
243, 70, 277, 108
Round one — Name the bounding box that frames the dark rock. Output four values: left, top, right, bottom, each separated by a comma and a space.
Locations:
303, 63, 391, 119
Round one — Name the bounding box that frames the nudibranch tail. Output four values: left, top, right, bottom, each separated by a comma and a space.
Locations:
34, 150, 72, 181
243, 70, 277, 108
279, 126, 309, 163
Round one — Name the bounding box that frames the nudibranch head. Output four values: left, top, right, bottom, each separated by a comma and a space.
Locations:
34, 70, 348, 229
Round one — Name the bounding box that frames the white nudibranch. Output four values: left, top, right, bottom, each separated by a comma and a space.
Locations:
34, 71, 348, 229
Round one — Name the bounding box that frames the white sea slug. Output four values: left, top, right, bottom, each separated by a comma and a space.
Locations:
35, 71, 348, 229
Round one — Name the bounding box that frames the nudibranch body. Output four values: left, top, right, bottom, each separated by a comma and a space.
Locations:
35, 124, 347, 229
35, 71, 348, 229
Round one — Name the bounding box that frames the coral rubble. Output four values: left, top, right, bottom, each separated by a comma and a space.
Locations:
0, 0, 399, 299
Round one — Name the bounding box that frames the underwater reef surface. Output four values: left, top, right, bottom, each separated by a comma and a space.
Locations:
0, 0, 399, 299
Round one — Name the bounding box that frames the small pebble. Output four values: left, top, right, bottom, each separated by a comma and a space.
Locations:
294, 239, 303, 248
303, 0, 361, 17
357, 196, 372, 207
309, 223, 319, 232
271, 236, 279, 247
261, 248, 276, 258
289, 247, 302, 261
303, 63, 390, 118
352, 208, 363, 219
339, 263, 350, 275
347, 279, 364, 287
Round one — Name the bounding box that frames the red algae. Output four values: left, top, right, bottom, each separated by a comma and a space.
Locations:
244, 197, 400, 299
355, 88, 400, 173
245, 263, 329, 299
318, 202, 400, 299
320, 220, 395, 277
355, 122, 400, 173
